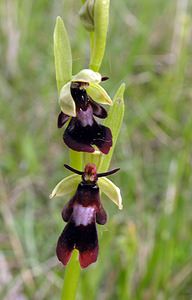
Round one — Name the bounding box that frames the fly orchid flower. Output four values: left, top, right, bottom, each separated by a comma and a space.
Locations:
57, 69, 113, 154
50, 163, 122, 268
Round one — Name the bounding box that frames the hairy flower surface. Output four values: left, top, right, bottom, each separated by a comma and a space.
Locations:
58, 69, 113, 154
50, 163, 122, 268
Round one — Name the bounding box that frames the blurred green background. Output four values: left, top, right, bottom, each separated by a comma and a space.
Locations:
1, 0, 192, 299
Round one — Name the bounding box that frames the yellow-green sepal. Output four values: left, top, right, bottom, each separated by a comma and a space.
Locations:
98, 177, 123, 210
49, 174, 80, 199
86, 82, 112, 105
72, 69, 101, 83
59, 82, 76, 117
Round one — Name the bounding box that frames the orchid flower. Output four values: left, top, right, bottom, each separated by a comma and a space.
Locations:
50, 163, 122, 268
57, 69, 113, 154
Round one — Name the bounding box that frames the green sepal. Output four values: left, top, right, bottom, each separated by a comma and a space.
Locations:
98, 177, 123, 210
72, 69, 101, 83
97, 83, 125, 172
54, 16, 72, 93
59, 82, 76, 116
86, 82, 112, 105
49, 174, 80, 199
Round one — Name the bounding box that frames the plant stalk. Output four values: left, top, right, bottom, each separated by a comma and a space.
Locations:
61, 250, 81, 300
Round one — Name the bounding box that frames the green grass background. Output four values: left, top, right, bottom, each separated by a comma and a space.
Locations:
1, 0, 192, 299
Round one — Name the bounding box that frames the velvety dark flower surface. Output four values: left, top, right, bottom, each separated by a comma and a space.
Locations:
56, 163, 119, 268
58, 69, 113, 154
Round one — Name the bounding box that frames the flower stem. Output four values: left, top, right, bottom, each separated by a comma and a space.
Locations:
61, 250, 81, 300
69, 150, 83, 170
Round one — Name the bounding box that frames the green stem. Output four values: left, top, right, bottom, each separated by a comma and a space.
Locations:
90, 31, 94, 54
69, 150, 83, 169
89, 0, 110, 71
61, 250, 81, 300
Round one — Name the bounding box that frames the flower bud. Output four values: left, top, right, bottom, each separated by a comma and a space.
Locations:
79, 0, 95, 32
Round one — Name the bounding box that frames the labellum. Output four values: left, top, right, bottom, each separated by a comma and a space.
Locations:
52, 163, 121, 268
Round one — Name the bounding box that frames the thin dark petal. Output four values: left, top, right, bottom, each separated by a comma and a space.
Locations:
96, 204, 107, 225
91, 101, 107, 119
101, 76, 109, 81
97, 168, 120, 178
64, 164, 84, 175
57, 111, 70, 128
93, 125, 112, 154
